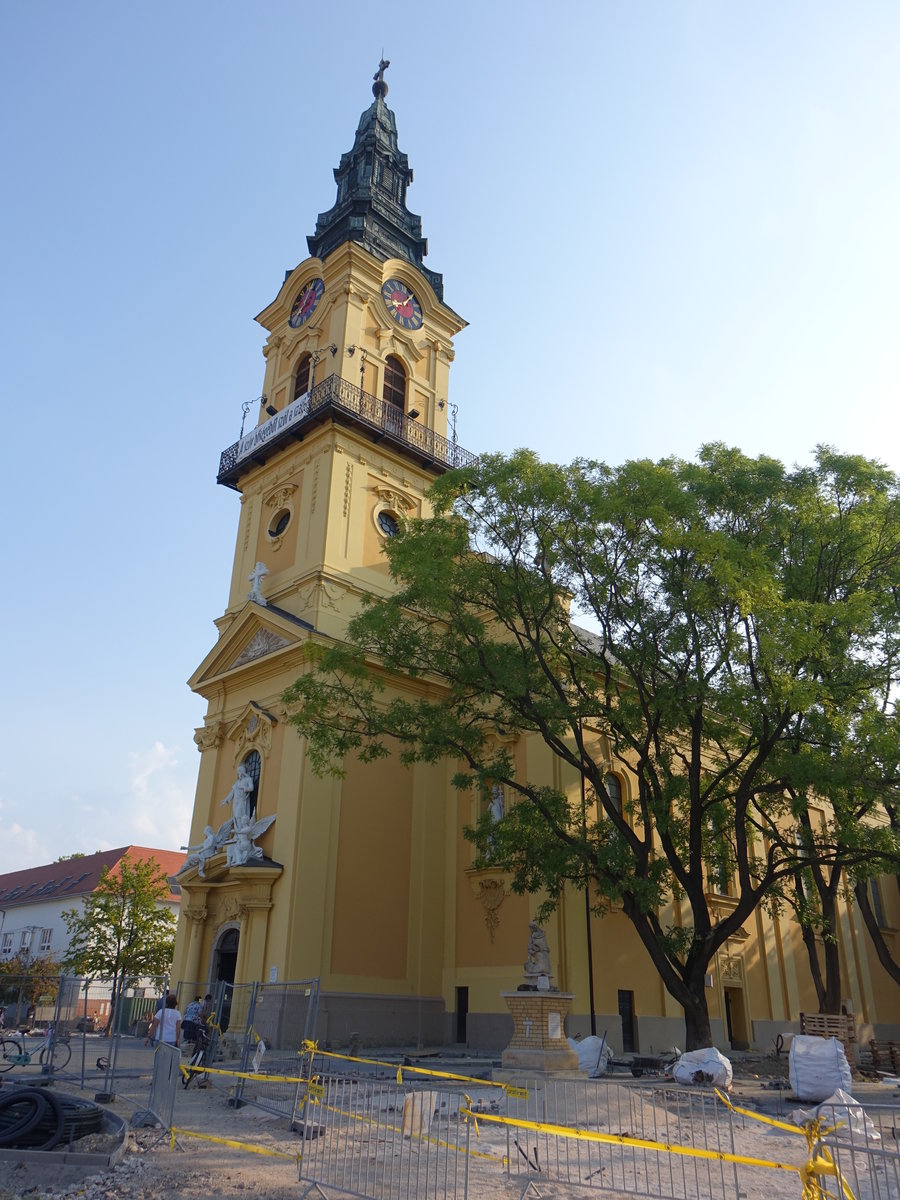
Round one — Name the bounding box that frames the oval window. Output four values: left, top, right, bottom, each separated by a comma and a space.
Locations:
268, 509, 291, 538
377, 510, 399, 538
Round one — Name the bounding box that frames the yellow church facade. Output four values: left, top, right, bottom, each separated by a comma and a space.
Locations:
172, 71, 899, 1053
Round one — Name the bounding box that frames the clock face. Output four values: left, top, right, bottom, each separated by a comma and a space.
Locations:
381, 278, 423, 330
289, 278, 325, 328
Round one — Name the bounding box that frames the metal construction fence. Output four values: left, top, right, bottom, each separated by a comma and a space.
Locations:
293, 1053, 900, 1200
298, 1070, 472, 1200
230, 978, 320, 1119
816, 1100, 900, 1200
295, 1052, 744, 1200
133, 1041, 182, 1136
0, 972, 168, 1091
500, 1077, 741, 1200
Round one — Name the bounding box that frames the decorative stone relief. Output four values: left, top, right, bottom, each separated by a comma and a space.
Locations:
194, 722, 226, 752
230, 702, 277, 764
264, 483, 298, 512
230, 628, 290, 668
719, 953, 743, 984
220, 897, 246, 922
477, 878, 506, 942
182, 905, 208, 923
373, 484, 416, 514
242, 497, 254, 551
343, 463, 353, 517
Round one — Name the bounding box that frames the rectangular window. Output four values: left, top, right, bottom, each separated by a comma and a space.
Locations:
869, 879, 887, 928
19, 930, 31, 951
1, 933, 11, 956
715, 861, 734, 897
39, 928, 52, 953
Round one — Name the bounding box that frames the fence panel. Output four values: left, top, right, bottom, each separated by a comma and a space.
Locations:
298, 1071, 470, 1200
817, 1100, 900, 1200
232, 979, 320, 1120
502, 1079, 740, 1200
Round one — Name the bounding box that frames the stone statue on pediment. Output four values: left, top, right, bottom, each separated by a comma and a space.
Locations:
226, 813, 276, 867
221, 761, 255, 829
181, 822, 232, 878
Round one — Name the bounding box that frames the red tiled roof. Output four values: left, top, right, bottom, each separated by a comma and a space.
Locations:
0, 846, 184, 908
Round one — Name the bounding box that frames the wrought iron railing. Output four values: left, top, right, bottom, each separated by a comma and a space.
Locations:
218, 373, 476, 485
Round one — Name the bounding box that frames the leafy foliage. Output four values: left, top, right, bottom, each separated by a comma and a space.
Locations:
61, 855, 176, 1026
0, 954, 61, 1011
285, 446, 900, 1046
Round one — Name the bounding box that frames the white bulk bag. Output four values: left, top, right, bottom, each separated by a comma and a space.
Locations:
788, 1035, 852, 1102
671, 1047, 733, 1088
567, 1035, 613, 1075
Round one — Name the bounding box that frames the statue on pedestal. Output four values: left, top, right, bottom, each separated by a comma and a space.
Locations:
522, 921, 553, 987
218, 762, 276, 867
221, 761, 255, 828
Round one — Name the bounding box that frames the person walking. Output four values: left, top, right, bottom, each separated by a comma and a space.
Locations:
145, 993, 182, 1048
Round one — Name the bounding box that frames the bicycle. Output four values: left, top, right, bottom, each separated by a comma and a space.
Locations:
0, 1027, 71, 1073
182, 1024, 211, 1088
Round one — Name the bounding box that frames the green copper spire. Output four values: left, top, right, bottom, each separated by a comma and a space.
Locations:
307, 62, 443, 301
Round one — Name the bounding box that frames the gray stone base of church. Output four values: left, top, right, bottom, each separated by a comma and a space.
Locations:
314, 991, 448, 1049
308, 993, 900, 1058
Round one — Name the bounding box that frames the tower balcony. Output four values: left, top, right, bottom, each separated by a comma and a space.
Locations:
217, 373, 476, 490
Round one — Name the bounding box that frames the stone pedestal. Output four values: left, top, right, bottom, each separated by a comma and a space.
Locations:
500, 991, 579, 1072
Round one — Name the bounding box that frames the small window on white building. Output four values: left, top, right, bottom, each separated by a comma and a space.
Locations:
1, 933, 12, 956
19, 930, 31, 952
39, 928, 52, 953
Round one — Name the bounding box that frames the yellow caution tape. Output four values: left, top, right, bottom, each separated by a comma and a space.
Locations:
714, 1089, 855, 1200
714, 1090, 806, 1135
460, 1105, 801, 1173
168, 1127, 299, 1163
179, 1062, 317, 1085
297, 1040, 521, 1095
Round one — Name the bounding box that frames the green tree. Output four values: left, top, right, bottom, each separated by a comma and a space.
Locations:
61, 855, 176, 1032
0, 954, 60, 1025
285, 446, 900, 1049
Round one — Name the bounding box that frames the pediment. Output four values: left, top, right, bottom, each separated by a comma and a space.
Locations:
188, 605, 310, 690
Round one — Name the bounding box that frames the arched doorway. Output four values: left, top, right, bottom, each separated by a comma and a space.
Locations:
213, 927, 239, 1032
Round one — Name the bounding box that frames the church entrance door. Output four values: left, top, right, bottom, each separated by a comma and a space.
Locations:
213, 928, 239, 1032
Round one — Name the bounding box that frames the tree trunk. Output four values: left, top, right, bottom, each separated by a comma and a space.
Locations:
800, 923, 826, 1010
855, 881, 900, 987
681, 990, 714, 1050
820, 923, 843, 1014
623, 899, 717, 1049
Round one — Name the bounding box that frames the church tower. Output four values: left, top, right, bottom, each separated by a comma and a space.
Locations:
173, 65, 474, 1043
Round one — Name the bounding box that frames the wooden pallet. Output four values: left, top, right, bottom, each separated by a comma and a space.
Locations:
800, 1012, 857, 1063
867, 1039, 900, 1074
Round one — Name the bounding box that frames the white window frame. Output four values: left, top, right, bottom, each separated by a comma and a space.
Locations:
39, 928, 52, 953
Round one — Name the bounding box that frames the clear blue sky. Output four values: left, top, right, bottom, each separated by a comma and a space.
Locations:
2, 2, 899, 871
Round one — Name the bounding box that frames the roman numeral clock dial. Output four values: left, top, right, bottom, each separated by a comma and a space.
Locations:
381, 278, 423, 330
289, 277, 325, 328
